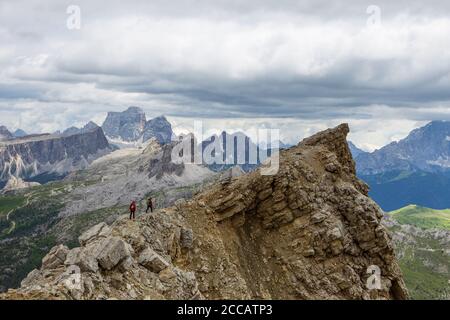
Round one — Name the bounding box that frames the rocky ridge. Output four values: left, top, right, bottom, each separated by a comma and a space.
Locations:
0, 124, 408, 300
0, 125, 112, 184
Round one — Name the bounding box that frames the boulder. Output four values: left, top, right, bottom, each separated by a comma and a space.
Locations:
138, 248, 169, 273
64, 247, 99, 273
20, 269, 43, 287
96, 237, 133, 270
78, 222, 111, 246
41, 245, 69, 270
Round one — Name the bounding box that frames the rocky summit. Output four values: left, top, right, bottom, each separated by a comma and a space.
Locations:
0, 124, 408, 300
102, 107, 173, 145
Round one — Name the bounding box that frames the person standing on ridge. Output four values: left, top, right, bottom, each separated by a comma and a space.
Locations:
129, 200, 137, 220
146, 197, 154, 213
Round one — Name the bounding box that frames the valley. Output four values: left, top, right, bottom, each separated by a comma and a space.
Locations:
0, 139, 217, 292
385, 207, 450, 299
0, 113, 449, 300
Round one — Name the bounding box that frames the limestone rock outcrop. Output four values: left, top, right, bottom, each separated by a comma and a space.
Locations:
0, 125, 112, 182
0, 124, 408, 300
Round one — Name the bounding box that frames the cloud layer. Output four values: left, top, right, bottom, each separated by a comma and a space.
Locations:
1, 0, 450, 149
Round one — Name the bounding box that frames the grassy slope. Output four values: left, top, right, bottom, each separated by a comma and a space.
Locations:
387, 205, 450, 300
0, 181, 124, 291
0, 195, 25, 218
396, 237, 449, 300
389, 204, 450, 230
0, 178, 198, 291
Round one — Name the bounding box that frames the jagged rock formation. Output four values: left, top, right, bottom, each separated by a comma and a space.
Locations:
1, 176, 40, 193
0, 125, 112, 183
62, 121, 100, 136
0, 126, 13, 142
102, 107, 173, 145
0, 124, 408, 300
201, 131, 272, 173
143, 116, 174, 145
147, 142, 186, 179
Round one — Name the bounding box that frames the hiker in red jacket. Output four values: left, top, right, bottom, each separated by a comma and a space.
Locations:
129, 201, 137, 220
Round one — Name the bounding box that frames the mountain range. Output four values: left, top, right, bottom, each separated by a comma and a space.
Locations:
0, 117, 447, 300
348, 141, 367, 158
351, 121, 450, 211
101, 106, 173, 146
0, 124, 409, 300
200, 131, 272, 173
4, 113, 450, 212
0, 124, 112, 188
356, 121, 450, 175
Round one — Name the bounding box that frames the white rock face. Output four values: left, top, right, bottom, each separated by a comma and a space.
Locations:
64, 247, 99, 273
78, 222, 111, 246
96, 237, 133, 270
0, 125, 113, 182
1, 176, 40, 193
138, 247, 169, 273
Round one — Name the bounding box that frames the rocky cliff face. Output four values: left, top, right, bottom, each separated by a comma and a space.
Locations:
102, 107, 147, 142
102, 107, 173, 145
0, 126, 112, 183
143, 116, 173, 145
1, 176, 40, 194
0, 126, 13, 142
0, 124, 408, 300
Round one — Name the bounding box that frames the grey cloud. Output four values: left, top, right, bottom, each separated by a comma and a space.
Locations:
1, 0, 450, 149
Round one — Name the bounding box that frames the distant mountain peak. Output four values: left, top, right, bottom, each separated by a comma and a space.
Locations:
62, 122, 101, 136
124, 106, 145, 114
0, 125, 13, 141
356, 120, 450, 175
347, 141, 366, 158
102, 107, 173, 145
83, 121, 100, 131
13, 129, 27, 138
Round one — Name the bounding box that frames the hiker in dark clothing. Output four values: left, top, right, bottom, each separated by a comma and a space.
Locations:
129, 201, 137, 220
146, 197, 153, 213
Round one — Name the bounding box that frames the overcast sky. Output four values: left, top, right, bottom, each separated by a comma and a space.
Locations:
1, 0, 450, 150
